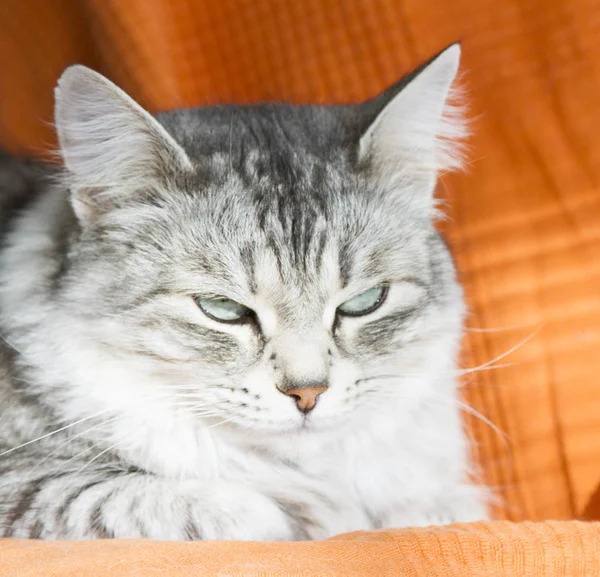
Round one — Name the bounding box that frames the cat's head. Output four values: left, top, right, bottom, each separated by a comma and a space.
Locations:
46, 45, 466, 437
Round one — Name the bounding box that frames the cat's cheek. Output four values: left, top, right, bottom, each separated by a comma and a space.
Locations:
308, 360, 362, 421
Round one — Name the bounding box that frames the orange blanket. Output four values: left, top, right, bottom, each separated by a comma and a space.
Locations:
2, 0, 600, 574
1, 522, 599, 576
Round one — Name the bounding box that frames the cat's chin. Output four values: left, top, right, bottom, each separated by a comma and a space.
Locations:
219, 412, 354, 438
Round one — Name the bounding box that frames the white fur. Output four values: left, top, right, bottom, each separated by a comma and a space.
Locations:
0, 48, 488, 540
359, 44, 468, 212
0, 192, 487, 536
54, 65, 192, 221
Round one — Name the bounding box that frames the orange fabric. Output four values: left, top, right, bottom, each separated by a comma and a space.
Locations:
0, 522, 599, 576
2, 0, 600, 573
581, 482, 600, 520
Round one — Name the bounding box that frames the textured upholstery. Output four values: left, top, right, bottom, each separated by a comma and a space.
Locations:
1, 0, 600, 573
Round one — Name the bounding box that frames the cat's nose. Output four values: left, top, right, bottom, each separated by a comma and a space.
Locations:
279, 385, 328, 413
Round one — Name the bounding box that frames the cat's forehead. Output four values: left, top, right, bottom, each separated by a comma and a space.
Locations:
157, 103, 358, 163
166, 160, 425, 307
155, 104, 431, 299
180, 160, 352, 285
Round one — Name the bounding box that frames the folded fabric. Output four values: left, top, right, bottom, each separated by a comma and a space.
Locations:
1, 521, 599, 577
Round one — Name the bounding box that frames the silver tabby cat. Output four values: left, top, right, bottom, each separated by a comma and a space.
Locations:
0, 45, 487, 540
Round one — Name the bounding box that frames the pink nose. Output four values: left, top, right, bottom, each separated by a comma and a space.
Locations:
282, 386, 327, 413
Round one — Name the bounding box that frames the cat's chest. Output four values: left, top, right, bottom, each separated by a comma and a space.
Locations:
120, 411, 447, 522
255, 425, 418, 518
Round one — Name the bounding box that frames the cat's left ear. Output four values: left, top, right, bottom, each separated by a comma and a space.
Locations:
55, 65, 193, 224
358, 44, 466, 204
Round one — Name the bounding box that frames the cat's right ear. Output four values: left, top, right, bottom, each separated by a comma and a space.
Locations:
54, 65, 192, 224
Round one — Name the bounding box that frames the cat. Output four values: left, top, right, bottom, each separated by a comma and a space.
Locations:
0, 44, 488, 540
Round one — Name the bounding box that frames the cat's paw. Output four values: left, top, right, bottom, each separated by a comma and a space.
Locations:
379, 484, 490, 528
269, 484, 373, 540
436, 484, 491, 524
184, 482, 295, 541
57, 474, 296, 541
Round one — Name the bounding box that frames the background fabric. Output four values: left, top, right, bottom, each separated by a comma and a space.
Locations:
1, 522, 600, 577
1, 0, 600, 525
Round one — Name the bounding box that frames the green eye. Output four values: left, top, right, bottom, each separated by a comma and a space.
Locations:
194, 296, 253, 323
337, 285, 388, 317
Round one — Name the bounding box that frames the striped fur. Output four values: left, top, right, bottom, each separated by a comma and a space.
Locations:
0, 46, 487, 540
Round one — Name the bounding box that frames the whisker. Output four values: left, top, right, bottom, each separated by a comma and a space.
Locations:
60, 438, 109, 471
438, 155, 486, 178
168, 392, 220, 400
71, 440, 124, 478
177, 407, 223, 417
0, 334, 25, 356
464, 328, 540, 372
205, 414, 244, 430
455, 400, 512, 444
155, 383, 235, 391
0, 409, 112, 458
464, 323, 541, 333
457, 362, 515, 376
364, 387, 512, 448
356, 361, 511, 384
359, 328, 540, 385
30, 415, 122, 474
1, 390, 178, 462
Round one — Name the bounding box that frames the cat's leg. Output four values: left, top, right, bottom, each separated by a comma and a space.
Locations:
0, 461, 297, 540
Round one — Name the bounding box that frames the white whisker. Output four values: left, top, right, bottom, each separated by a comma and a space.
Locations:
0, 333, 26, 356
30, 415, 122, 475
457, 362, 515, 376
71, 441, 123, 478
455, 400, 512, 444
362, 386, 512, 447
0, 409, 112, 458
461, 328, 541, 373
205, 414, 245, 430
359, 328, 540, 386
464, 323, 541, 333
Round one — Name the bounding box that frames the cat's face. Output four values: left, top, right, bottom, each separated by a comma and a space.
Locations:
50, 46, 465, 436
60, 156, 461, 434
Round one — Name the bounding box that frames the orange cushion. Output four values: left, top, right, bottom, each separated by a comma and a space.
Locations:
1, 522, 599, 576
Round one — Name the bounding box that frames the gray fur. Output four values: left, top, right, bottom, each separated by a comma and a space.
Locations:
0, 45, 487, 540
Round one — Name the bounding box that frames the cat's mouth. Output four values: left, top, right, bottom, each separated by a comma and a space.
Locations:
299, 415, 313, 430
213, 410, 325, 435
